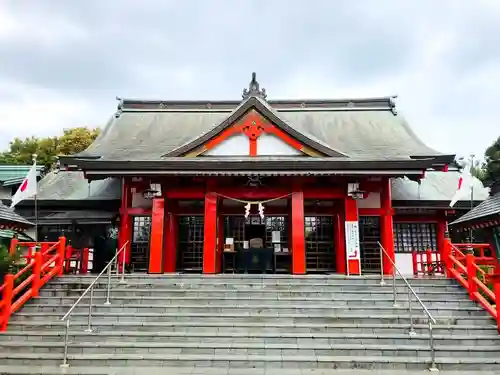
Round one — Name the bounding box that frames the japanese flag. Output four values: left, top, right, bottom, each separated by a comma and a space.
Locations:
10, 163, 37, 208
449, 163, 473, 208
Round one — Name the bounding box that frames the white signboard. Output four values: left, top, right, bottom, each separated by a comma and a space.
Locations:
345, 221, 360, 260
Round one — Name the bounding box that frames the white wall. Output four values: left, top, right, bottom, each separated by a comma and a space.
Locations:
257, 133, 302, 156
358, 192, 381, 209
395, 253, 414, 276
204, 134, 249, 156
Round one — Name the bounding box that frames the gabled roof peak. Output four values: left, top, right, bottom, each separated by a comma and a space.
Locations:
242, 72, 267, 100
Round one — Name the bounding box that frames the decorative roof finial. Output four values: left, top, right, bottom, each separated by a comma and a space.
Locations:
242, 72, 267, 100
115, 96, 123, 118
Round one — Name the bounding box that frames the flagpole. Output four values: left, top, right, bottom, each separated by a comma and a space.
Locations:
469, 154, 475, 244
32, 154, 38, 242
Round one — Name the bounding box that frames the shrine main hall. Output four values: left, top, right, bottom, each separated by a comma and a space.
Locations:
49, 73, 486, 276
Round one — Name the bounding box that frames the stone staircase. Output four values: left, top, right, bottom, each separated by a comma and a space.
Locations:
1, 274, 500, 372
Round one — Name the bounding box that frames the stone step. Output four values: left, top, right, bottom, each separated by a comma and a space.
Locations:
3, 340, 500, 358
2, 330, 500, 345
0, 366, 112, 375
56, 274, 454, 283
8, 312, 494, 326
0, 367, 490, 375
16, 303, 487, 317
0, 352, 499, 371
28, 297, 476, 309
46, 281, 461, 292
39, 288, 468, 300
5, 321, 496, 335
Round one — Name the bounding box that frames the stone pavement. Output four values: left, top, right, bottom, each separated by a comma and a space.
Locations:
2, 367, 500, 375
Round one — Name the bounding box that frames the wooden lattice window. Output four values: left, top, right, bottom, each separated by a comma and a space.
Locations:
265, 216, 288, 248
394, 222, 437, 253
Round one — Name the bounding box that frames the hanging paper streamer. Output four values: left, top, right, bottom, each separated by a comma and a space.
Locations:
244, 203, 251, 218
215, 192, 290, 220
258, 203, 265, 219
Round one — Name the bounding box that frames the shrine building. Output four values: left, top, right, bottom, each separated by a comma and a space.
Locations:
20, 73, 489, 275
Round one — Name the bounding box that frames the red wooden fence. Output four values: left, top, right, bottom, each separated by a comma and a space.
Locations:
412, 249, 445, 276
442, 239, 500, 332
0, 237, 72, 331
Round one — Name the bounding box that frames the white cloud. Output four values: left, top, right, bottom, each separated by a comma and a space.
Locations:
0, 80, 106, 146
0, 3, 89, 47
0, 0, 498, 161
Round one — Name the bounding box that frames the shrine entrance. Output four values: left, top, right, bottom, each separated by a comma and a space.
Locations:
359, 216, 382, 274
305, 215, 335, 273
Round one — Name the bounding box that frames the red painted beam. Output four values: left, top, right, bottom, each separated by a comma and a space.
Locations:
166, 187, 345, 200
166, 188, 204, 199
123, 207, 152, 216
359, 208, 384, 216
393, 216, 440, 223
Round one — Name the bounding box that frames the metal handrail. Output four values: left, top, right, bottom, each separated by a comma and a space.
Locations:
377, 242, 438, 372
60, 241, 129, 368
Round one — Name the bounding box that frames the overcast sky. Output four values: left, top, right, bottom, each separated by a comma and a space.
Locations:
0, 0, 499, 160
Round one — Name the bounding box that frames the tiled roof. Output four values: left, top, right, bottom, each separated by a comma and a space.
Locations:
0, 202, 33, 228
392, 171, 489, 201
450, 192, 500, 226
35, 171, 120, 200
0, 165, 44, 186
74, 95, 443, 161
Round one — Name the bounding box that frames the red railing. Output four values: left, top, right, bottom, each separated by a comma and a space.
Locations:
443, 239, 500, 331
0, 237, 67, 331
412, 249, 444, 276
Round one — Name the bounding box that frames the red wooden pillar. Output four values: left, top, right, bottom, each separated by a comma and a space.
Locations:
345, 197, 361, 275
443, 232, 453, 278
203, 192, 218, 274
163, 200, 178, 273
291, 191, 306, 274
436, 217, 446, 261
217, 213, 225, 273
118, 178, 133, 265
334, 212, 346, 274
380, 178, 395, 275
9, 238, 18, 255
149, 198, 164, 273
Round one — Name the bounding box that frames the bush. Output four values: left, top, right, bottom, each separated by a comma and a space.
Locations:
0, 244, 22, 280
0, 244, 30, 289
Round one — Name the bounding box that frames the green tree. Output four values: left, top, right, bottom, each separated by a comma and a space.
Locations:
483, 136, 500, 186
471, 159, 487, 181
57, 127, 100, 156
0, 127, 100, 169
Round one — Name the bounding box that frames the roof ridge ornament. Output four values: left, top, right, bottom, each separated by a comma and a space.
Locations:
389, 95, 398, 115
115, 97, 123, 118
242, 72, 267, 100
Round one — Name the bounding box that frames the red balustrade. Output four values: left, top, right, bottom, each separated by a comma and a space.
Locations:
442, 238, 500, 332
1, 237, 67, 331
412, 249, 444, 276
